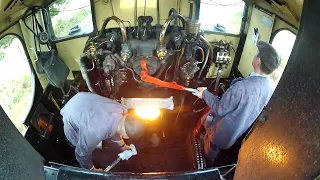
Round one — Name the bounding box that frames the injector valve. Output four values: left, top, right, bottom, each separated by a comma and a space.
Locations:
120, 42, 132, 61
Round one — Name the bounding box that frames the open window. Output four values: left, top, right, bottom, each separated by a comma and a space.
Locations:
0, 35, 35, 135
47, 0, 94, 40
270, 29, 296, 85
199, 0, 245, 35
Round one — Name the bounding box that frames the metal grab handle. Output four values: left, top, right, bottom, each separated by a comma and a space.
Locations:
29, 47, 38, 62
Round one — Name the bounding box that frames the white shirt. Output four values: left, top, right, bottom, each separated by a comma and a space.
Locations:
250, 72, 268, 77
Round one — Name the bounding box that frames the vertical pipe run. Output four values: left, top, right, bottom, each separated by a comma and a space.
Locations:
144, 0, 146, 16
194, 46, 205, 63
157, 0, 160, 25
79, 53, 96, 93
197, 35, 214, 80
135, 0, 138, 38
169, 8, 178, 27
189, 0, 194, 20
156, 0, 162, 39
197, 47, 210, 80
214, 68, 222, 91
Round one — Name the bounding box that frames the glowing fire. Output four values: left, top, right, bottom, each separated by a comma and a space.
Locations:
134, 108, 160, 120
263, 143, 288, 164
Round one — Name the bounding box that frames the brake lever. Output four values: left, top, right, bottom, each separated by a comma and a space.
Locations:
140, 60, 200, 95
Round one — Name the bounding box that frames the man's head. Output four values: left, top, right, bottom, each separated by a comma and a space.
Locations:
252, 41, 281, 75
119, 114, 146, 140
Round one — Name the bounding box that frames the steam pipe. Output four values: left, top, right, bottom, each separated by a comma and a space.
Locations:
156, 13, 186, 60
197, 47, 210, 80
174, 47, 185, 80
157, 0, 161, 25
194, 46, 205, 63
84, 16, 128, 50
168, 8, 178, 27
159, 14, 186, 45
112, 53, 142, 83
189, 0, 194, 20
97, 16, 127, 42
177, 47, 185, 68
113, 53, 126, 67
156, 61, 168, 79
155, 0, 162, 40
156, 52, 174, 78
126, 66, 143, 84
197, 35, 214, 80
79, 53, 96, 93
135, 0, 138, 38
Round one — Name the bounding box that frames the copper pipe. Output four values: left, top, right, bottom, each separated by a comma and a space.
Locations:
177, 47, 185, 67
159, 14, 186, 45
168, 8, 178, 26
195, 46, 205, 63
84, 16, 128, 51
209, 44, 214, 63
197, 35, 214, 80
173, 47, 185, 80
200, 35, 214, 63
97, 16, 127, 42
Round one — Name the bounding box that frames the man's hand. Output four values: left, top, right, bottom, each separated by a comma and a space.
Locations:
120, 145, 131, 151
91, 166, 104, 172
194, 87, 207, 99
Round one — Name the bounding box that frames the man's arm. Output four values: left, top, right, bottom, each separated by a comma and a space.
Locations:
202, 83, 243, 117
110, 133, 130, 151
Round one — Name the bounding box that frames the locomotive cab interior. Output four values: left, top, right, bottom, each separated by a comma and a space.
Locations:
0, 0, 304, 179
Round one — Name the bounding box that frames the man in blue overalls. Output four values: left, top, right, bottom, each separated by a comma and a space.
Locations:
195, 41, 281, 163
61, 92, 146, 171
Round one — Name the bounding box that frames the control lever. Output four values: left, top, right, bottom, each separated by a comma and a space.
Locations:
140, 60, 199, 94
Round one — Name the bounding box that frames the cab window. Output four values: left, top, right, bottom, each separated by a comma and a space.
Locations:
199, 0, 245, 34
270, 30, 296, 85
48, 0, 94, 39
0, 35, 34, 135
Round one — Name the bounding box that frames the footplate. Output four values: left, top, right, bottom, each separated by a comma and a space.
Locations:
189, 132, 206, 170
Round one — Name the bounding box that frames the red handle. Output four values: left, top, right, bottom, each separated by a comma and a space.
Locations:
140, 60, 185, 91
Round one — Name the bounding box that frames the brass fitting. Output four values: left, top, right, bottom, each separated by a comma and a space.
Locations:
86, 42, 97, 59
185, 77, 191, 87
156, 44, 167, 60
120, 42, 132, 62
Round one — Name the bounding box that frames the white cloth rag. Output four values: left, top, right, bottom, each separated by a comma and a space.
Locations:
118, 144, 137, 160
